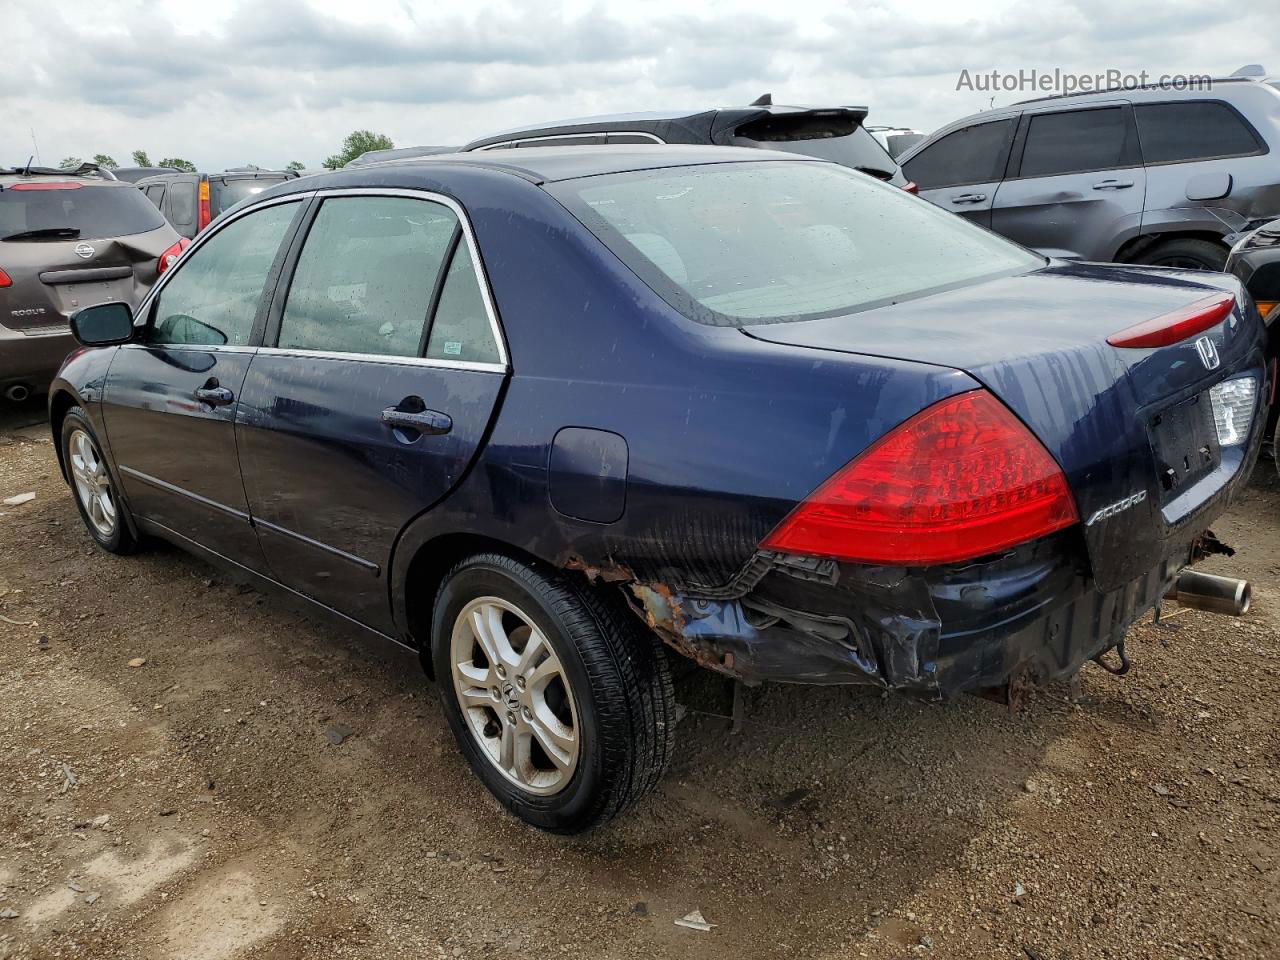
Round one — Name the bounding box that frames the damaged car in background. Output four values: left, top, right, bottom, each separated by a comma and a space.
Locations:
49, 146, 1266, 832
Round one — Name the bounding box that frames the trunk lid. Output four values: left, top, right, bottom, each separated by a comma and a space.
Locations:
743, 261, 1266, 589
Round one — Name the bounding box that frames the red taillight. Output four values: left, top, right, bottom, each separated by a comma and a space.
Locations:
0, 268, 11, 288
761, 390, 1078, 566
9, 182, 82, 191
901, 181, 919, 194
1106, 293, 1235, 348
157, 237, 191, 275
197, 180, 211, 231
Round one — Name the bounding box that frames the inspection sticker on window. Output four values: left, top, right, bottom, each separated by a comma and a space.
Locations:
443, 341, 463, 356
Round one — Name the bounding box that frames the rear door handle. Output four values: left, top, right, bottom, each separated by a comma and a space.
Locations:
950, 193, 987, 204
1092, 179, 1134, 190
193, 383, 234, 406
381, 406, 452, 435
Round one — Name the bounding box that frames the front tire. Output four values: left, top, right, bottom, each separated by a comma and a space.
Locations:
432, 553, 675, 833
1133, 237, 1229, 272
61, 407, 139, 555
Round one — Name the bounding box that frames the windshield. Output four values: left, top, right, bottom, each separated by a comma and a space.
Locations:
212, 177, 290, 215
0, 184, 166, 241
549, 161, 1044, 326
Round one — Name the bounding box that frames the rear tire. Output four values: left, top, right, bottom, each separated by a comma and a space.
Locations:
1133, 238, 1229, 272
432, 553, 675, 833
60, 406, 139, 555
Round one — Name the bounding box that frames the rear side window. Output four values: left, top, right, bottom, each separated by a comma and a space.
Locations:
1018, 107, 1135, 177
278, 196, 457, 358
168, 182, 195, 227
0, 184, 166, 241
149, 201, 298, 347
1134, 101, 1263, 163
902, 119, 1014, 189
425, 247, 501, 363
143, 184, 165, 208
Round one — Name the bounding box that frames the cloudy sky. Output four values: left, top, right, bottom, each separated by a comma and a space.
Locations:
1, 0, 1274, 171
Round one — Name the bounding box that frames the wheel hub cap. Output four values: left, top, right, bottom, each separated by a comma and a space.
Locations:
449, 596, 580, 796
68, 429, 116, 538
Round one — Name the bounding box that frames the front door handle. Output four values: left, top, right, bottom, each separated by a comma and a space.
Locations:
950, 193, 987, 204
1092, 179, 1134, 190
193, 382, 234, 406
381, 406, 452, 435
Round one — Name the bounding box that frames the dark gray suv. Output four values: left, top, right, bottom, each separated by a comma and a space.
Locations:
0, 164, 182, 401
899, 75, 1280, 269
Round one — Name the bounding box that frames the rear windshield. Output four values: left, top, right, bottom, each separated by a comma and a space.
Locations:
732, 116, 898, 179
549, 161, 1043, 326
0, 184, 166, 241
212, 177, 290, 215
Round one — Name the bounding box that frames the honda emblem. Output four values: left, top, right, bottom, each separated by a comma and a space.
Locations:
1195, 336, 1220, 370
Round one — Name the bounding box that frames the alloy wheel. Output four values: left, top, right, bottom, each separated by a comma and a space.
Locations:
68, 429, 117, 538
449, 596, 580, 795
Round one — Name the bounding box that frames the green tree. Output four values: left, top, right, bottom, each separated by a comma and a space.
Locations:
285, 160, 306, 172
92, 154, 119, 169
131, 149, 151, 166
59, 156, 83, 169
158, 157, 198, 173
323, 130, 393, 170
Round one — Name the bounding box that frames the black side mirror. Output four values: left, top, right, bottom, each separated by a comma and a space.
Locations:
70, 302, 135, 347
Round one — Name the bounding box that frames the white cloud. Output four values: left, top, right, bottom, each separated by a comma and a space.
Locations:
1, 0, 1274, 170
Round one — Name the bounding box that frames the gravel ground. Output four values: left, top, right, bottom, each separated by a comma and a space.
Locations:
0, 398, 1277, 960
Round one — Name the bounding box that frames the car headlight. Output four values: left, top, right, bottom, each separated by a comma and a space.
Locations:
1209, 376, 1257, 446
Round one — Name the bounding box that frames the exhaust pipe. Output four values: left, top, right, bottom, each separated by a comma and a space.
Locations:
4, 384, 30, 403
1164, 570, 1251, 616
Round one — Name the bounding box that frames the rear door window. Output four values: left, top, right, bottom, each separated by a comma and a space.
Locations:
149, 201, 298, 347
277, 196, 457, 357
901, 119, 1015, 189
1134, 101, 1263, 163
0, 184, 167, 241
1017, 107, 1135, 177
424, 246, 502, 363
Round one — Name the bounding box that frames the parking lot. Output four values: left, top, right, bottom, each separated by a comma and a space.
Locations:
0, 400, 1275, 959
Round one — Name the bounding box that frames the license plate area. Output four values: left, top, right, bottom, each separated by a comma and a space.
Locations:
1149, 391, 1219, 502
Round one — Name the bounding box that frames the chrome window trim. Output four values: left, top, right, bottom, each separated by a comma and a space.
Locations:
131, 191, 316, 328
255, 345, 505, 373
119, 343, 258, 355
129, 186, 512, 373
476, 130, 665, 150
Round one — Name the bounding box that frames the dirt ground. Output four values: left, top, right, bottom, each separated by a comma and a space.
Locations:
0, 398, 1277, 960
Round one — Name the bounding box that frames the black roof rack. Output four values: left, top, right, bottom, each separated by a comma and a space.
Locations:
1012, 75, 1260, 106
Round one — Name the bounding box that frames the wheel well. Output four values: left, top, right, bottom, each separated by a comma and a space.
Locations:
48, 390, 76, 479
1114, 230, 1227, 264
402, 532, 556, 667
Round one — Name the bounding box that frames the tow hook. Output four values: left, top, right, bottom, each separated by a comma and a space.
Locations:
1163, 570, 1252, 617
1092, 639, 1131, 675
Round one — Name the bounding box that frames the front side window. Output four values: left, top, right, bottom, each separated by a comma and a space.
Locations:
1134, 101, 1263, 163
278, 196, 457, 357
1018, 107, 1134, 178
902, 119, 1015, 189
149, 201, 298, 346
550, 161, 1043, 326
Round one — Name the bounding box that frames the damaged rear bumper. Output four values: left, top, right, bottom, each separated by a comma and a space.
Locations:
619, 530, 1194, 700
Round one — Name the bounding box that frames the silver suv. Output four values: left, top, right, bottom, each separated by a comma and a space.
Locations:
898, 74, 1280, 269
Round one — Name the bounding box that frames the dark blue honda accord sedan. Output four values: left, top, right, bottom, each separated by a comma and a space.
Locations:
50, 145, 1267, 831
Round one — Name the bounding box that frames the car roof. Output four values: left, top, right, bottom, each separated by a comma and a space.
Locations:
1012, 74, 1278, 107
0, 170, 132, 188
348, 143, 821, 185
